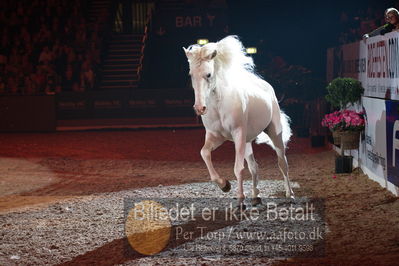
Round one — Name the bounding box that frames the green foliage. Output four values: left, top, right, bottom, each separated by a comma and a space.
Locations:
325, 77, 364, 109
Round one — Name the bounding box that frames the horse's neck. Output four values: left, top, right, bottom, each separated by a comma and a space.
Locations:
208, 67, 244, 108
210, 69, 229, 101
206, 87, 220, 108
207, 78, 237, 110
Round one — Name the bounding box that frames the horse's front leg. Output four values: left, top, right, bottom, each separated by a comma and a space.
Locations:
232, 127, 246, 205
200, 131, 229, 191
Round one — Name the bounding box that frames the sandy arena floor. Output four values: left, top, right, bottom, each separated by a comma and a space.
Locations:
0, 129, 399, 265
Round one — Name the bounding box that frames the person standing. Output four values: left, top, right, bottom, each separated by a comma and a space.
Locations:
363, 8, 399, 39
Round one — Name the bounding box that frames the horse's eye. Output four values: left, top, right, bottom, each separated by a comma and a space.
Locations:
206, 73, 211, 79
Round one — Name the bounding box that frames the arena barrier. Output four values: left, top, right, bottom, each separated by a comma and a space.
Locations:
56, 88, 195, 120
0, 95, 56, 132
327, 31, 399, 196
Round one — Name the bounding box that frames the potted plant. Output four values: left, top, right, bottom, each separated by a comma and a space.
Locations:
322, 110, 365, 149
323, 77, 364, 146
325, 77, 364, 110
322, 77, 365, 173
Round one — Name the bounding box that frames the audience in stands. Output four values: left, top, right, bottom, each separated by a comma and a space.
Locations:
0, 0, 107, 95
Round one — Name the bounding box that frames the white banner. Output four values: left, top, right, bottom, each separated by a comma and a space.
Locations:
327, 31, 399, 100
360, 97, 387, 180
364, 31, 399, 99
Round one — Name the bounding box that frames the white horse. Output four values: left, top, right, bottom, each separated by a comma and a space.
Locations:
183, 36, 295, 207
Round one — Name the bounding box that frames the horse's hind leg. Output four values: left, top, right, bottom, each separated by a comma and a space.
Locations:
232, 127, 247, 205
266, 125, 295, 199
201, 131, 229, 191
245, 142, 262, 205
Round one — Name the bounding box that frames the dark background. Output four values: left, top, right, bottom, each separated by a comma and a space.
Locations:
226, 0, 396, 78
1, 0, 398, 130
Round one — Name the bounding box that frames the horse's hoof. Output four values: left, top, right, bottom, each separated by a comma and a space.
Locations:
220, 180, 231, 193
286, 191, 295, 200
251, 197, 262, 206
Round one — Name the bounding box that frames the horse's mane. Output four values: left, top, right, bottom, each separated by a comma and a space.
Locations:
186, 36, 265, 93
188, 36, 255, 74
213, 35, 255, 74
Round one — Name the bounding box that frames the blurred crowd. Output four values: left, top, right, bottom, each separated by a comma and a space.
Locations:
338, 2, 399, 44
0, 0, 108, 95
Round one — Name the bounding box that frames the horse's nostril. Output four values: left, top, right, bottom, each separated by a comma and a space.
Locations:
193, 105, 206, 114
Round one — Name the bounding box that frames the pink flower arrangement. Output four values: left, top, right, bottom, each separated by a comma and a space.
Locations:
321, 110, 365, 131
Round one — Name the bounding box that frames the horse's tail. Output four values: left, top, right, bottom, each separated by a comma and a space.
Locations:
280, 110, 292, 147
255, 110, 292, 150
255, 131, 275, 150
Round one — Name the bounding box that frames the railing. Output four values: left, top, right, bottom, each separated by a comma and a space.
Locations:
112, 0, 155, 34
136, 5, 154, 83
113, 2, 124, 33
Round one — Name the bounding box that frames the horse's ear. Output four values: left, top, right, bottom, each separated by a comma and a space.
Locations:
204, 50, 217, 61
183, 47, 192, 59
211, 50, 217, 59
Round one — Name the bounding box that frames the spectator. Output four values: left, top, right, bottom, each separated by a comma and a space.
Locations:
1, 32, 10, 54
24, 75, 35, 95
37, 24, 52, 45
51, 18, 61, 39
62, 64, 74, 92
0, 51, 6, 69
72, 82, 84, 92
81, 59, 95, 90
363, 8, 399, 39
385, 8, 399, 31
21, 54, 33, 75
0, 76, 5, 93
38, 46, 53, 65
87, 41, 100, 65
20, 27, 31, 47
55, 74, 62, 93
7, 47, 20, 75
75, 22, 87, 52
55, 44, 67, 77
66, 46, 76, 65
7, 76, 18, 94
33, 68, 46, 93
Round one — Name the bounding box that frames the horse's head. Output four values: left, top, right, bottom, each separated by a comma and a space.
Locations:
183, 43, 217, 116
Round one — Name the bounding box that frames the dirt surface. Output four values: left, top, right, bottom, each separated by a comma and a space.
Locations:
0, 128, 399, 265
